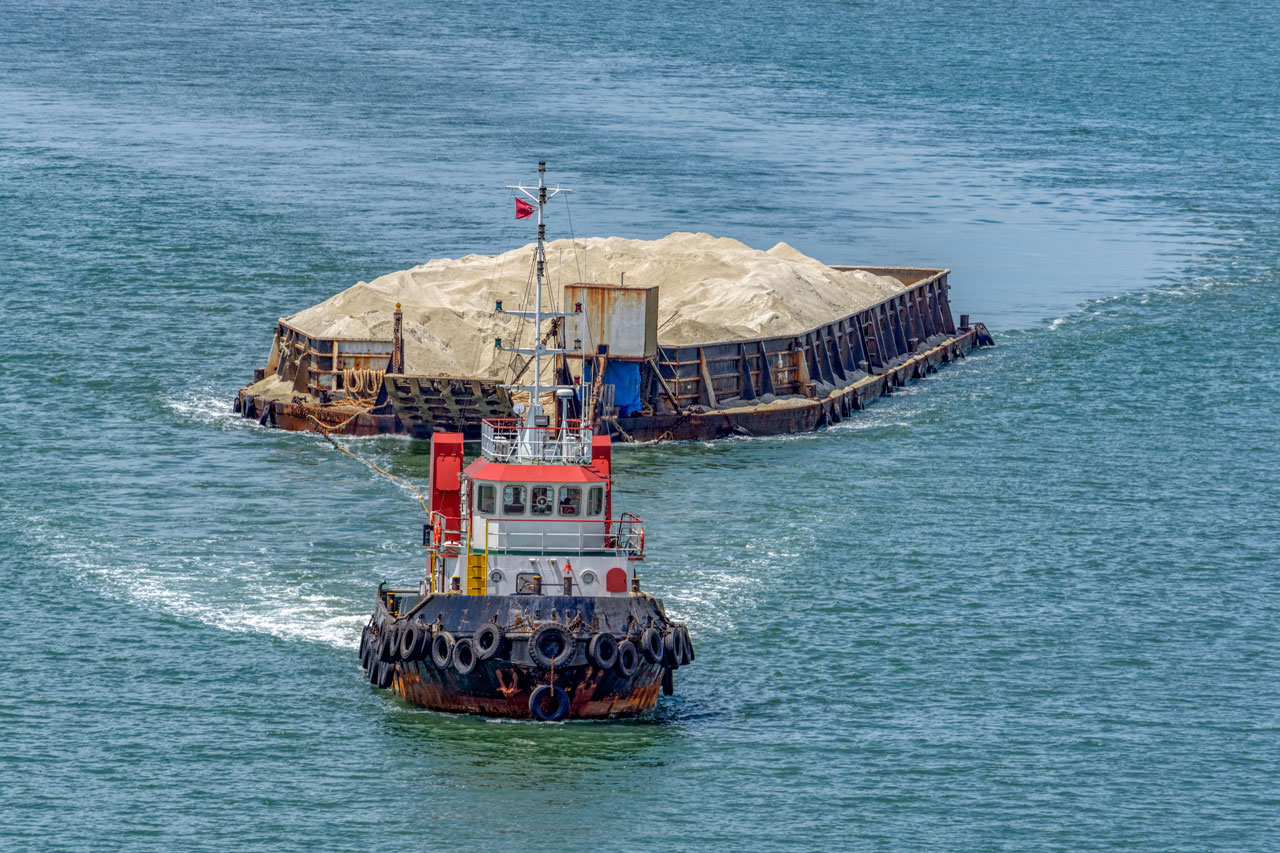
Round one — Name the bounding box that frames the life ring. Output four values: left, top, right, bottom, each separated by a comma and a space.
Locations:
430, 630, 456, 669
614, 640, 639, 677
473, 623, 504, 661
453, 638, 478, 675
431, 516, 444, 548
529, 623, 574, 669
639, 627, 663, 664
587, 632, 619, 670
528, 683, 571, 722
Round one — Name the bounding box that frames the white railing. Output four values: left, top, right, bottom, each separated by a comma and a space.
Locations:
481, 418, 595, 464
479, 515, 644, 558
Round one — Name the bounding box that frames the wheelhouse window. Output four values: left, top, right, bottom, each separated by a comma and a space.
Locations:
502, 485, 526, 515
558, 486, 581, 516
531, 485, 554, 516
587, 485, 604, 516
476, 484, 496, 515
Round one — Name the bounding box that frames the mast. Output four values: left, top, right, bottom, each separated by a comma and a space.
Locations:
501, 162, 576, 432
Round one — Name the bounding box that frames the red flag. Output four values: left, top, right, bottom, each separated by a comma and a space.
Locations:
515, 198, 534, 219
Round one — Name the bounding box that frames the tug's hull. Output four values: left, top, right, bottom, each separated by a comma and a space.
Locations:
362, 591, 687, 720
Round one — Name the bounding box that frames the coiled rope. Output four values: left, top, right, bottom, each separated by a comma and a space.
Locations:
341, 367, 385, 403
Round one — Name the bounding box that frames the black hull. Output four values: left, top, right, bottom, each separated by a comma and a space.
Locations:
360, 591, 692, 720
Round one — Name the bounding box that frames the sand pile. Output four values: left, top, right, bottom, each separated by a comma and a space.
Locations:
282, 233, 904, 378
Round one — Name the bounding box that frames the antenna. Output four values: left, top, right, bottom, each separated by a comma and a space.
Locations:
500, 163, 578, 430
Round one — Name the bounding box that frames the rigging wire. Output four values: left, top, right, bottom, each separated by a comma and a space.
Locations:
563, 191, 585, 287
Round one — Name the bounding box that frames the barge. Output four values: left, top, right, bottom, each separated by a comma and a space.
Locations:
236, 167, 993, 443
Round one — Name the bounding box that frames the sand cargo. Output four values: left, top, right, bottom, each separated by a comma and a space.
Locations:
235, 232, 992, 442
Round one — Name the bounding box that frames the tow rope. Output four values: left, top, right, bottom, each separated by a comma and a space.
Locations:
306, 414, 430, 515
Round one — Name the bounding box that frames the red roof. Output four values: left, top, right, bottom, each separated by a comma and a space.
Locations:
463, 459, 608, 483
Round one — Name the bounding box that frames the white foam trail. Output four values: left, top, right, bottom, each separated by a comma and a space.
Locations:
28, 520, 371, 650
162, 388, 254, 431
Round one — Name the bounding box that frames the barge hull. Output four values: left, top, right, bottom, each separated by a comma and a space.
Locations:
615, 326, 985, 442
236, 266, 992, 442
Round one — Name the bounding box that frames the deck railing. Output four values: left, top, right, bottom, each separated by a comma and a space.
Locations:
480, 418, 594, 464
477, 515, 644, 559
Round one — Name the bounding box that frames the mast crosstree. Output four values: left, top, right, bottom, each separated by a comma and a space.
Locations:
500, 162, 579, 431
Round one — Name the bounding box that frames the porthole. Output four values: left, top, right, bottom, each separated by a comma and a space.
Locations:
580, 569, 598, 586
488, 569, 505, 583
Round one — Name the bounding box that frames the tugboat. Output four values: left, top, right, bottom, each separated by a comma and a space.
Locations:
358, 164, 694, 720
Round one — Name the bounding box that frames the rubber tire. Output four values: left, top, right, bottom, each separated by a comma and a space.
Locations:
453, 638, 477, 675
399, 623, 426, 661
367, 655, 380, 683
640, 627, 663, 664
662, 667, 674, 696
358, 629, 371, 669
431, 631, 455, 669
376, 661, 394, 689
614, 640, 639, 678
378, 629, 396, 663
411, 623, 430, 661
678, 624, 695, 664
528, 683, 571, 722
662, 629, 681, 668
473, 623, 504, 661
587, 632, 619, 669
529, 623, 574, 669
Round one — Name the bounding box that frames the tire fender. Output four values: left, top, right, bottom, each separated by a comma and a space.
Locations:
640, 627, 663, 664
378, 629, 396, 663
587, 632, 619, 670
399, 622, 427, 661
614, 640, 639, 678
430, 631, 456, 669
453, 638, 478, 676
473, 623, 504, 661
662, 629, 681, 668
528, 683, 571, 722
529, 623, 574, 669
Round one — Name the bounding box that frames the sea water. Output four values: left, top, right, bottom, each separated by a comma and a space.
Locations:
1, 1, 1277, 850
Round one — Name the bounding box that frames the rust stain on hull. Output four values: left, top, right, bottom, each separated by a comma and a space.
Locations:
391, 661, 665, 719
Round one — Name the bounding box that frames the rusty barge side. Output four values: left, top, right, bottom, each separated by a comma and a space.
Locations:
610, 267, 993, 442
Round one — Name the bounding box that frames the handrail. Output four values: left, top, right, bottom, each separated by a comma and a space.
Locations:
481, 418, 594, 464
477, 516, 644, 558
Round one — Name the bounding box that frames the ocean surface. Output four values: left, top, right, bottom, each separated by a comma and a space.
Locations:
2, 1, 1278, 850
